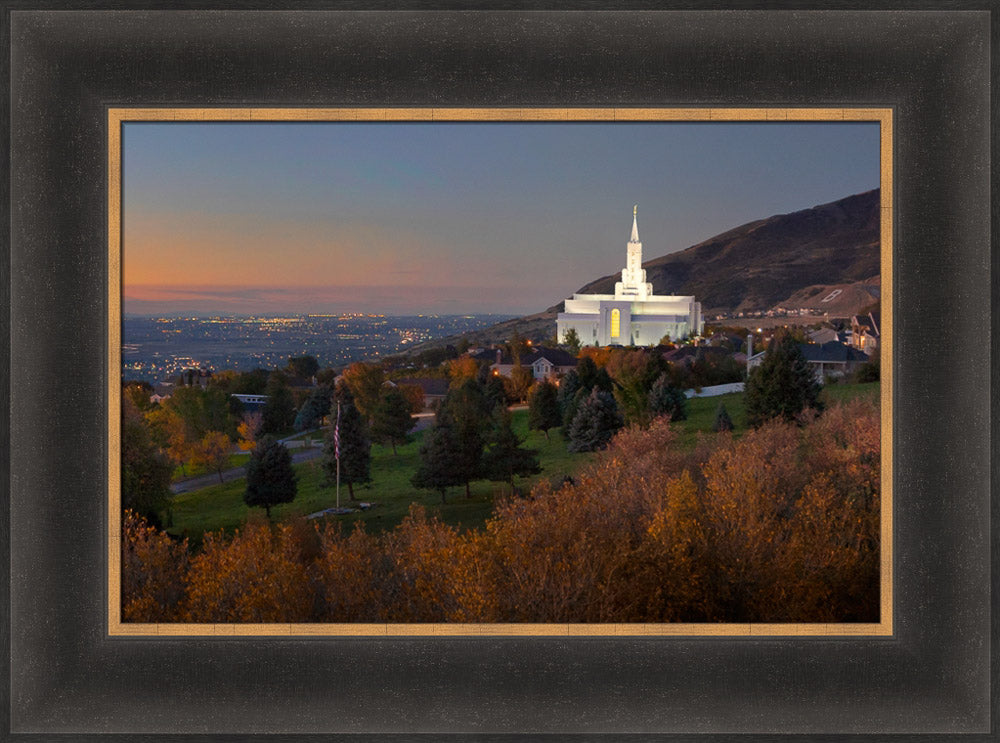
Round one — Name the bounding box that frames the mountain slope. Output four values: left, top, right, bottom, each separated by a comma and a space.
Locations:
576, 189, 880, 315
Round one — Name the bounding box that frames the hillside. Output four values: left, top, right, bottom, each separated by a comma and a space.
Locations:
408, 189, 880, 352
577, 189, 880, 315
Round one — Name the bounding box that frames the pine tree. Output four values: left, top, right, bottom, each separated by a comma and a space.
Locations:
411, 419, 464, 504
484, 374, 509, 410
322, 388, 371, 500
562, 327, 582, 354
557, 369, 581, 428
482, 407, 541, 493
713, 402, 734, 432
293, 385, 332, 432
649, 373, 688, 421
744, 334, 823, 427
438, 378, 489, 498
370, 386, 416, 454
244, 436, 297, 519
528, 378, 561, 439
567, 388, 624, 453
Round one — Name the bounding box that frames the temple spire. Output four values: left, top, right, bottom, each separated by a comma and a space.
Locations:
630, 205, 639, 242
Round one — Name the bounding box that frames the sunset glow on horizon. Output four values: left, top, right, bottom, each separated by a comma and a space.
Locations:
123, 121, 879, 315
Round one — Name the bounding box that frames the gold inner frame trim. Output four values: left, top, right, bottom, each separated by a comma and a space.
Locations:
108, 107, 893, 638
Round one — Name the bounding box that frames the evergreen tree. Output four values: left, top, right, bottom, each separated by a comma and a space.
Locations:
567, 388, 624, 453
244, 436, 297, 519
370, 386, 416, 454
649, 373, 688, 421
121, 396, 173, 527
557, 369, 581, 426
293, 385, 332, 432
411, 419, 464, 504
322, 388, 371, 500
562, 327, 582, 355
744, 335, 823, 427
261, 371, 296, 435
484, 374, 509, 410
438, 378, 489, 498
482, 407, 541, 493
528, 378, 561, 439
713, 402, 734, 432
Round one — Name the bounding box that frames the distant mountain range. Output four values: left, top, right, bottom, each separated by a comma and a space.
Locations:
409, 189, 880, 351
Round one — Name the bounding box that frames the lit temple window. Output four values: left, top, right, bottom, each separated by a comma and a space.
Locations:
611, 308, 621, 339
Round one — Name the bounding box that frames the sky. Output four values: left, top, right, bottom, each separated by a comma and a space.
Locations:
122, 121, 880, 316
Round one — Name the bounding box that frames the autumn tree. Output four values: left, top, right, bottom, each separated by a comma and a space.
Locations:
183, 521, 312, 622
236, 410, 263, 452
567, 388, 624, 452
123, 380, 154, 412
322, 388, 371, 500
396, 383, 426, 414
121, 396, 173, 526
340, 361, 386, 422
527, 378, 561, 439
121, 510, 189, 621
370, 386, 416, 454
482, 407, 540, 493
503, 365, 535, 404
447, 356, 480, 388
744, 335, 823, 427
244, 436, 297, 518
191, 430, 232, 484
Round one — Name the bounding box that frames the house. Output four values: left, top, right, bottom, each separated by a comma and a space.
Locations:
391, 377, 449, 409
484, 346, 578, 381
748, 340, 870, 382
149, 381, 174, 404
849, 311, 880, 354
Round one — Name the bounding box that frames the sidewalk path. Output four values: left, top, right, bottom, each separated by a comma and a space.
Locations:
170, 446, 324, 495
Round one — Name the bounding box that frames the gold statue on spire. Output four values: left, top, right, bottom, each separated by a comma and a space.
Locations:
633, 204, 637, 217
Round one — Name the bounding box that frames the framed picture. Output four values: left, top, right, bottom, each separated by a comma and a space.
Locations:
6, 5, 993, 739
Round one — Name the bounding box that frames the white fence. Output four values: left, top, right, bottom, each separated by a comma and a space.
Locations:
684, 382, 745, 399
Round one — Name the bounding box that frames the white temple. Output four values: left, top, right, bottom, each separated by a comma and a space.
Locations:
556, 206, 703, 347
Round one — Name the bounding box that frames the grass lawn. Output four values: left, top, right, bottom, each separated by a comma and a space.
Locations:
672, 380, 880, 447
166, 383, 880, 544
167, 409, 594, 543
171, 452, 251, 483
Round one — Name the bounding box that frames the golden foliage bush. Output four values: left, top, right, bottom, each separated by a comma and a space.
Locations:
122, 400, 881, 624
121, 509, 189, 622
182, 519, 313, 622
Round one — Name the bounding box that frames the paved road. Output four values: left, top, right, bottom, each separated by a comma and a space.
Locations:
170, 445, 325, 495
169, 416, 438, 495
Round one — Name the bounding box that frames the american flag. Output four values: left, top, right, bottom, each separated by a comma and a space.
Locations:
333, 403, 341, 460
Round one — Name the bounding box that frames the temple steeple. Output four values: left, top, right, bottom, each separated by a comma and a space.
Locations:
615, 204, 653, 300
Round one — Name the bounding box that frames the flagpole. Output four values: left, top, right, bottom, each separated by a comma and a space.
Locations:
335, 401, 341, 509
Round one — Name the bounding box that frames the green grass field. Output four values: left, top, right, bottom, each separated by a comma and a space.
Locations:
167, 409, 594, 543
166, 382, 880, 543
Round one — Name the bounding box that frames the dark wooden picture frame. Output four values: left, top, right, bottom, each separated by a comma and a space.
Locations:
5, 5, 994, 738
